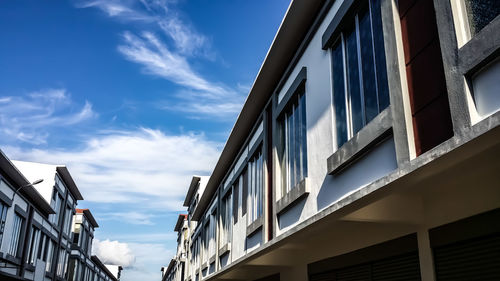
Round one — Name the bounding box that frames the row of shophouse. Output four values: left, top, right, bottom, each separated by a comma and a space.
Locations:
162, 0, 500, 280
0, 149, 122, 281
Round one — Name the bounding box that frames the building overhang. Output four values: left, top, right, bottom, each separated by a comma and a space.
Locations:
0, 150, 55, 215
192, 0, 326, 222
91, 255, 118, 281
174, 214, 187, 232
56, 166, 84, 200
77, 208, 99, 228
183, 176, 201, 207
164, 259, 176, 278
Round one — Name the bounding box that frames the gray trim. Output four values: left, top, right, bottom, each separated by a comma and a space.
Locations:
275, 67, 307, 116
327, 107, 392, 174
14, 204, 28, 218
209, 255, 216, 264
0, 189, 12, 206
246, 216, 264, 237
458, 15, 500, 76
201, 262, 208, 271
433, 0, 471, 134
275, 178, 309, 215
321, 0, 357, 49
218, 243, 230, 257
380, 0, 411, 165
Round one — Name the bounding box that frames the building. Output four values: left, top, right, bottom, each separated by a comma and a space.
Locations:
0, 150, 121, 281
167, 0, 500, 280
0, 151, 56, 281
162, 214, 189, 281
67, 209, 119, 281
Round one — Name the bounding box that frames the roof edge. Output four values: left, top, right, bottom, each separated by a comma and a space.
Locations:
56, 166, 84, 200
183, 176, 201, 207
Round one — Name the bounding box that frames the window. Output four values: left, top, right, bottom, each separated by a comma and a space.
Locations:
0, 201, 8, 245
8, 213, 24, 257
463, 0, 500, 36
57, 248, 67, 277
63, 206, 73, 235
45, 238, 55, 272
331, 0, 389, 148
278, 89, 307, 195
50, 188, 64, 225
247, 150, 264, 223
232, 179, 239, 223
208, 214, 216, 259
87, 236, 93, 256
220, 192, 232, 246
27, 226, 41, 264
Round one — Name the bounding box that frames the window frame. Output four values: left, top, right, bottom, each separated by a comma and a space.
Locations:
274, 67, 309, 215
322, 0, 395, 175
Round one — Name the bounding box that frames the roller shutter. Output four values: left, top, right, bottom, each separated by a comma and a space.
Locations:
433, 233, 500, 281
309, 252, 421, 281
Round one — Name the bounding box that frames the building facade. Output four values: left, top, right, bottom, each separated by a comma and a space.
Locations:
166, 0, 500, 280
0, 150, 121, 281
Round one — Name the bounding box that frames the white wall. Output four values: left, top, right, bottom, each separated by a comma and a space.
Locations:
274, 0, 398, 236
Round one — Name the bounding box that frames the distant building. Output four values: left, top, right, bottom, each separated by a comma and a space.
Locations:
164, 0, 500, 280
0, 150, 121, 281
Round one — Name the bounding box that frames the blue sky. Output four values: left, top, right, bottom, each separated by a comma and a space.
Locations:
0, 1, 289, 280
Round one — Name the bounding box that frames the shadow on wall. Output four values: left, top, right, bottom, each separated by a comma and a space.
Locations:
278, 198, 307, 231
316, 137, 398, 211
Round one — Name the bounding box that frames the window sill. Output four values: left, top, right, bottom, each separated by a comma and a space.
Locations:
327, 107, 393, 175
25, 264, 35, 272
201, 262, 208, 270
246, 216, 263, 237
276, 178, 309, 215
218, 243, 231, 257
4, 254, 21, 265
209, 255, 216, 264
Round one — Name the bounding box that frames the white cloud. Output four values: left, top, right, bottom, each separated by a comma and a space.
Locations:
93, 239, 136, 267
0, 89, 96, 145
92, 238, 174, 281
4, 128, 220, 209
118, 31, 225, 95
99, 211, 156, 225
76, 0, 154, 21
76, 0, 243, 118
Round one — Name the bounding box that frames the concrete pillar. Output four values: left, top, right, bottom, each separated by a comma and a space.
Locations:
417, 228, 436, 281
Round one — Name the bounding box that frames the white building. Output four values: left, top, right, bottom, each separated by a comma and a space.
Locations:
165, 0, 500, 280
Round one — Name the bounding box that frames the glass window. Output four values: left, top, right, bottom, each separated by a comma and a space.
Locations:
8, 213, 24, 257
463, 0, 500, 36
332, 0, 389, 148
45, 238, 55, 272
50, 189, 64, 225
0, 201, 8, 245
27, 226, 41, 264
220, 192, 232, 246
63, 206, 73, 235
247, 149, 264, 224
57, 247, 67, 277
232, 179, 239, 223
278, 88, 307, 196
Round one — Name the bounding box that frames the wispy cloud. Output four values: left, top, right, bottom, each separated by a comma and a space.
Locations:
76, 0, 244, 118
4, 128, 220, 209
99, 211, 157, 225
0, 89, 96, 145
118, 31, 224, 95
